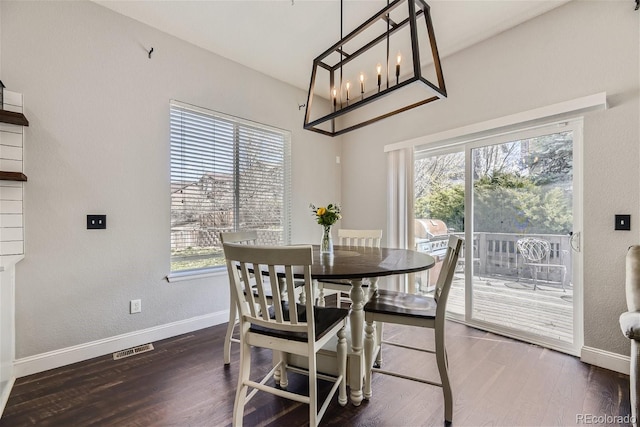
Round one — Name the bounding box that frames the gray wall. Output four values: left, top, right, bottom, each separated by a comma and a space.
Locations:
1, 0, 638, 364
1, 0, 341, 358
340, 0, 639, 356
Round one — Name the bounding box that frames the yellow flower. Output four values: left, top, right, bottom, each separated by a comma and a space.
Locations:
317, 207, 326, 216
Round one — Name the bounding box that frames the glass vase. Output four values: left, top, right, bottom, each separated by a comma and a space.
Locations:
320, 224, 334, 255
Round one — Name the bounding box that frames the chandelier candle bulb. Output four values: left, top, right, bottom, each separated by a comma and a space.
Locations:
360, 73, 365, 94
332, 87, 337, 109
396, 53, 401, 83
346, 81, 350, 101
377, 63, 382, 90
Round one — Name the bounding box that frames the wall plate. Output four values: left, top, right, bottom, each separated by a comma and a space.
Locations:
615, 214, 631, 231
87, 214, 107, 229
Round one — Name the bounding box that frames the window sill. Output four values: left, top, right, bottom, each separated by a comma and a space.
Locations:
166, 267, 226, 283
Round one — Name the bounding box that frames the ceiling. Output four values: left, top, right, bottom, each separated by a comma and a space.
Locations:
93, 0, 570, 92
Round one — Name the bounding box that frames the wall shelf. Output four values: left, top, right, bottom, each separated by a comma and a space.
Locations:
0, 172, 26, 182
0, 109, 28, 126
0, 106, 29, 181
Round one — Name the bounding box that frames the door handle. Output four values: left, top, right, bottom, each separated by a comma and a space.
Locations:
570, 231, 581, 252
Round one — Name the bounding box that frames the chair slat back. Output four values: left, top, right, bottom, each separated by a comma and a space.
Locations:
223, 243, 314, 335
338, 229, 382, 248
220, 230, 259, 245
434, 236, 464, 314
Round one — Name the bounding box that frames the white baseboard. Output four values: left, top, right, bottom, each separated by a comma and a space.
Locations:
14, 310, 229, 378
581, 346, 630, 375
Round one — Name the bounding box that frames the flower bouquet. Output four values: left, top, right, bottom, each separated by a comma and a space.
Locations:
310, 203, 341, 254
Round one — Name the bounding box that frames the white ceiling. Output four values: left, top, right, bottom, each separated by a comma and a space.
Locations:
93, 0, 570, 92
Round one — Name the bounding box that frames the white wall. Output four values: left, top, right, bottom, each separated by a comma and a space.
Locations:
0, 0, 341, 360
340, 0, 639, 357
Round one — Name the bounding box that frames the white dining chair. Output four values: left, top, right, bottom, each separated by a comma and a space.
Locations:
220, 230, 260, 365
316, 228, 383, 307
223, 242, 349, 426
363, 235, 463, 425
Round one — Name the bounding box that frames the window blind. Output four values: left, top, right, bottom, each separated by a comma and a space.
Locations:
170, 101, 291, 273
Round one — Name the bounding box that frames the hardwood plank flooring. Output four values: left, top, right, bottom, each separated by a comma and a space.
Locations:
0, 321, 631, 426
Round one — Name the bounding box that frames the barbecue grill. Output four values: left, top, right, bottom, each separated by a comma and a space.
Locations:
414, 219, 449, 289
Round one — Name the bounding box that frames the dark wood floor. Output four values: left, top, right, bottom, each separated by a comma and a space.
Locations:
0, 320, 632, 426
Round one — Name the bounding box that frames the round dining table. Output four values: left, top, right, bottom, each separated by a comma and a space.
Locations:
305, 245, 435, 406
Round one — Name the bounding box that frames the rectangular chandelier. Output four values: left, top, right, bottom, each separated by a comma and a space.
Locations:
303, 0, 446, 137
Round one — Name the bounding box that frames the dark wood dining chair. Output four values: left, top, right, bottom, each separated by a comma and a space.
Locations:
363, 235, 463, 425
223, 242, 349, 426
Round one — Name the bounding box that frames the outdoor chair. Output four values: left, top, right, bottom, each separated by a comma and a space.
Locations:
362, 235, 463, 425
316, 228, 383, 307
516, 237, 567, 291
223, 242, 348, 426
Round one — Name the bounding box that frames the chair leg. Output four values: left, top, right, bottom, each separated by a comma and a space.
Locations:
368, 278, 383, 367
337, 326, 348, 406
375, 321, 383, 367
224, 295, 237, 365
363, 320, 375, 400
308, 352, 318, 426
278, 351, 289, 388
630, 340, 640, 427
233, 339, 252, 427
435, 325, 453, 424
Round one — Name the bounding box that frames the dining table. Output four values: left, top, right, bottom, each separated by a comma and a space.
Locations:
288, 244, 436, 406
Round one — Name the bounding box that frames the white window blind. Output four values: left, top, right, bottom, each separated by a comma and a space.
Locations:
170, 101, 291, 274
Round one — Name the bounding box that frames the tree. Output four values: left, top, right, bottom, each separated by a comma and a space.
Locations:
416, 185, 465, 232
415, 172, 571, 235
414, 152, 464, 200
414, 133, 574, 235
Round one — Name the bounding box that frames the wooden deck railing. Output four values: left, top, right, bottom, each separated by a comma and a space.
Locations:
450, 232, 572, 284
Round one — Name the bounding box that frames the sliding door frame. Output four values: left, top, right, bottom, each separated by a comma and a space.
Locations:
463, 119, 583, 356
415, 118, 584, 356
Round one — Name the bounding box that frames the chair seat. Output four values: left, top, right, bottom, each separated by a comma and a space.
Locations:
364, 289, 437, 319
251, 303, 349, 342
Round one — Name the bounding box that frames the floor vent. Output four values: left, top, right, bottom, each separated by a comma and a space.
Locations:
113, 343, 154, 360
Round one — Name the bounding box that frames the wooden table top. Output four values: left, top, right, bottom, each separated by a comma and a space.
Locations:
309, 245, 435, 280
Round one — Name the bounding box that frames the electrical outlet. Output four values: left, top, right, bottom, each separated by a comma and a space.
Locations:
130, 299, 142, 314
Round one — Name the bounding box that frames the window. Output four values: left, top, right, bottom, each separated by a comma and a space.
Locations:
169, 101, 291, 274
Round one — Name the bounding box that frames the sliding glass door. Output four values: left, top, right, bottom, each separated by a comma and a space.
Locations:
414, 149, 466, 315
414, 120, 582, 355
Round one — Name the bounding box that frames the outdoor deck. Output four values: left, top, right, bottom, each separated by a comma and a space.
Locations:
444, 272, 573, 343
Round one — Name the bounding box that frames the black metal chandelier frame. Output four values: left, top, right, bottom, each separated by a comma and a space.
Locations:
303, 0, 446, 137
